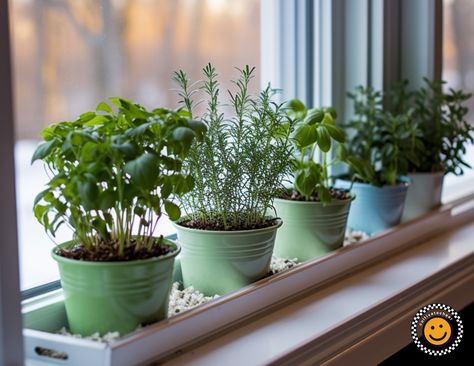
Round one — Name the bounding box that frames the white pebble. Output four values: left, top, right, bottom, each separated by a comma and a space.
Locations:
344, 229, 370, 246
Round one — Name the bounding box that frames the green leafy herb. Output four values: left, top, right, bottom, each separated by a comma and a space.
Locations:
285, 99, 369, 203
391, 78, 474, 175
32, 99, 206, 255
344, 85, 422, 186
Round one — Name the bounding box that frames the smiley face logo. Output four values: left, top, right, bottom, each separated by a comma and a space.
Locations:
412, 304, 463, 356
423, 317, 452, 346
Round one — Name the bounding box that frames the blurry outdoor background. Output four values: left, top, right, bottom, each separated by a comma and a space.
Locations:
10, 0, 260, 289
8, 0, 474, 289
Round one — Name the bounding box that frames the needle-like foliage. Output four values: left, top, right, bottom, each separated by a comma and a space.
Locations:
173, 64, 294, 230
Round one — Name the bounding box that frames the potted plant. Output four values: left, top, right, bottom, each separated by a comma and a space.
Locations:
337, 85, 422, 234
172, 64, 293, 295
32, 98, 206, 335
392, 79, 474, 221
272, 99, 361, 262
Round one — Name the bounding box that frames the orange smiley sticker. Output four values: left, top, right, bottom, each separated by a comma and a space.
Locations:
423, 317, 452, 346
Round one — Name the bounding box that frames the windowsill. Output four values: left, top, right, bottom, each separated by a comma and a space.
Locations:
23, 194, 474, 365
163, 213, 474, 366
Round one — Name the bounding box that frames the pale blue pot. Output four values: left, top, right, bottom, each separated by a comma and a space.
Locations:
335, 178, 410, 234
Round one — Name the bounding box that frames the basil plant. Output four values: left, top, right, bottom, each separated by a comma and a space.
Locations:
32, 98, 206, 256
285, 99, 370, 204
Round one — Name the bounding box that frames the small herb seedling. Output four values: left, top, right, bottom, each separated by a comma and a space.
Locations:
285, 99, 371, 203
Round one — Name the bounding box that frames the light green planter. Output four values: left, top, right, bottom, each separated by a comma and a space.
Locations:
52, 239, 180, 336
174, 220, 282, 296
402, 172, 444, 222
273, 196, 353, 262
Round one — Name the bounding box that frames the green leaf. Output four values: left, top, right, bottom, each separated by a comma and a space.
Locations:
80, 142, 97, 163
317, 126, 331, 152
294, 166, 320, 198
110, 142, 136, 157
31, 139, 57, 163
382, 166, 397, 185
293, 124, 318, 150
304, 109, 324, 125
99, 190, 117, 211
91, 218, 108, 239
171, 127, 197, 156
187, 120, 207, 139
34, 189, 49, 206
161, 181, 172, 199
33, 204, 49, 223
324, 107, 337, 119
318, 185, 332, 204
124, 153, 159, 189
77, 180, 99, 210
84, 115, 109, 127
164, 200, 181, 221
124, 121, 158, 137
173, 174, 195, 195
324, 124, 345, 143
172, 126, 196, 143
96, 101, 113, 114
109, 97, 123, 108
285, 99, 307, 120
322, 112, 334, 125
79, 111, 96, 122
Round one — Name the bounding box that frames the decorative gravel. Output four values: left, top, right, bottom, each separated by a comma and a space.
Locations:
58, 326, 121, 342
168, 282, 219, 317
48, 231, 368, 346
344, 229, 370, 246
168, 255, 299, 317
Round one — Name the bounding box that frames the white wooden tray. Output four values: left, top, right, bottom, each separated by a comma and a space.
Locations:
23, 203, 459, 366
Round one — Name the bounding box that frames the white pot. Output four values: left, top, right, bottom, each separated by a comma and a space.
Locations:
402, 172, 444, 222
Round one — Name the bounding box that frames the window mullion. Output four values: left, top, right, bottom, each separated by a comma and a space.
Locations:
400, 0, 443, 87
0, 1, 24, 364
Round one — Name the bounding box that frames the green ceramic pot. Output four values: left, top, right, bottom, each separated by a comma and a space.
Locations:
174, 219, 282, 296
273, 195, 354, 262
52, 238, 180, 336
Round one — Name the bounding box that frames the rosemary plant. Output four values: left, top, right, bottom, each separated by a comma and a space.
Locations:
32, 98, 205, 256
173, 64, 294, 230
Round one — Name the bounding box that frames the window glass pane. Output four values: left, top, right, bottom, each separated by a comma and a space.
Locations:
442, 0, 474, 201
11, 0, 261, 290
